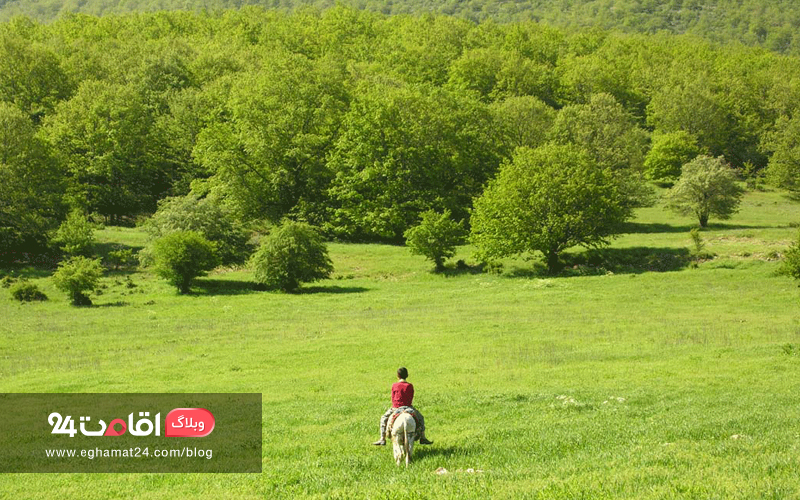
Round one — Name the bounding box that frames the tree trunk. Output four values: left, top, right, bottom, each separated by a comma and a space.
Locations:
699, 213, 709, 228
546, 249, 560, 275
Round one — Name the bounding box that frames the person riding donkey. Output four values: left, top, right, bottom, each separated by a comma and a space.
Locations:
373, 367, 433, 446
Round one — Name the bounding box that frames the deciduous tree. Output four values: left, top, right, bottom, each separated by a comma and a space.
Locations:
152, 230, 219, 293
665, 155, 744, 227
250, 221, 333, 292
404, 209, 465, 272
471, 143, 632, 273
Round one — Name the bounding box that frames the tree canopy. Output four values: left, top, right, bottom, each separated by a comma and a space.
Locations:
471, 144, 632, 273
0, 7, 799, 258
665, 155, 745, 228
4, 1, 800, 58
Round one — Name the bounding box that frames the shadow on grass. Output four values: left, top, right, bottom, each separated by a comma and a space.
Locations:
784, 191, 800, 203
95, 242, 144, 275
0, 266, 54, 279
622, 221, 770, 233
192, 279, 370, 296
413, 445, 468, 460
192, 278, 261, 296
505, 246, 692, 278
581, 246, 692, 274
704, 222, 772, 231
296, 285, 370, 295
94, 301, 129, 308
621, 221, 696, 234
440, 262, 485, 277
94, 241, 144, 257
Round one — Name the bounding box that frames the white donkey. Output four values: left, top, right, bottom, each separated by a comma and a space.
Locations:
389, 412, 417, 466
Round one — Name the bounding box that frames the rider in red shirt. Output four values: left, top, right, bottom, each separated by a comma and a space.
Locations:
373, 367, 433, 445
392, 378, 414, 408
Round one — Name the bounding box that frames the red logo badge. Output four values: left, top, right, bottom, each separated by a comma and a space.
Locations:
165, 408, 215, 437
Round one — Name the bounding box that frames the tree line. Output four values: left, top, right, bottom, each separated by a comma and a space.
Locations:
2, 6, 800, 262
3, 0, 800, 57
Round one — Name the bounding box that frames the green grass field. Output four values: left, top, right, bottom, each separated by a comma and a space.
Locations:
2, 190, 800, 498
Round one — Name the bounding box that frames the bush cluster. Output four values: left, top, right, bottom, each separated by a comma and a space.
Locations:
10, 280, 48, 302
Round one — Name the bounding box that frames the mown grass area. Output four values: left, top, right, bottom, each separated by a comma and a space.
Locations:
2, 189, 800, 498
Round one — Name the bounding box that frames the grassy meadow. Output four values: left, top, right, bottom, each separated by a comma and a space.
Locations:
2, 189, 800, 498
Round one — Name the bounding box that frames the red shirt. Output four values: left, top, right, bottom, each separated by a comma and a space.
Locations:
391, 380, 414, 408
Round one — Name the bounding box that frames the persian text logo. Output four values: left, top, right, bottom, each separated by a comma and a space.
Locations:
48, 408, 215, 438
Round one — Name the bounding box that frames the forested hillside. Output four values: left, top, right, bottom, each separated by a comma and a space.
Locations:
1, 0, 800, 55
2, 6, 800, 258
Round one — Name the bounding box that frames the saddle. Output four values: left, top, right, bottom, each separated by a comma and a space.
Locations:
387, 406, 422, 432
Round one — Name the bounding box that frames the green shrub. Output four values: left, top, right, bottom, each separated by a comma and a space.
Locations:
10, 280, 48, 302
250, 221, 333, 292
106, 248, 138, 270
689, 228, 715, 263
1, 275, 15, 288
141, 195, 250, 266
404, 210, 465, 272
52, 256, 104, 306
152, 231, 219, 293
779, 231, 800, 280
52, 210, 96, 256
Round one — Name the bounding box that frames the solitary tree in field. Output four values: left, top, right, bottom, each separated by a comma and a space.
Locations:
404, 209, 465, 272
470, 143, 632, 274
250, 221, 333, 292
665, 155, 744, 227
152, 231, 219, 293
52, 256, 104, 306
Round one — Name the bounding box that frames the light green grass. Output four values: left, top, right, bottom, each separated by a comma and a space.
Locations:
2, 191, 800, 498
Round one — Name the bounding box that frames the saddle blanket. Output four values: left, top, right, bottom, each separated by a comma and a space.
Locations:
387, 406, 422, 431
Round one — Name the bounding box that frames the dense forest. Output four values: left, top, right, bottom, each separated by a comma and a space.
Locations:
2, 0, 800, 56
2, 6, 800, 259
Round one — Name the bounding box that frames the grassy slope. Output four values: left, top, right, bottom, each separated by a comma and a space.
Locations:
2, 190, 800, 498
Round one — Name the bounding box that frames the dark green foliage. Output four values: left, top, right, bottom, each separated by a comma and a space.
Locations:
549, 93, 652, 207
403, 209, 465, 272
194, 52, 348, 225
151, 231, 219, 293
142, 194, 250, 265
0, 31, 74, 122
550, 93, 648, 173
52, 209, 96, 256
0, 102, 63, 260
52, 256, 104, 306
779, 231, 800, 281
327, 82, 501, 240
763, 116, 800, 191
645, 131, 701, 183
471, 144, 632, 274
40, 80, 162, 221
250, 221, 333, 292
9, 280, 48, 302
